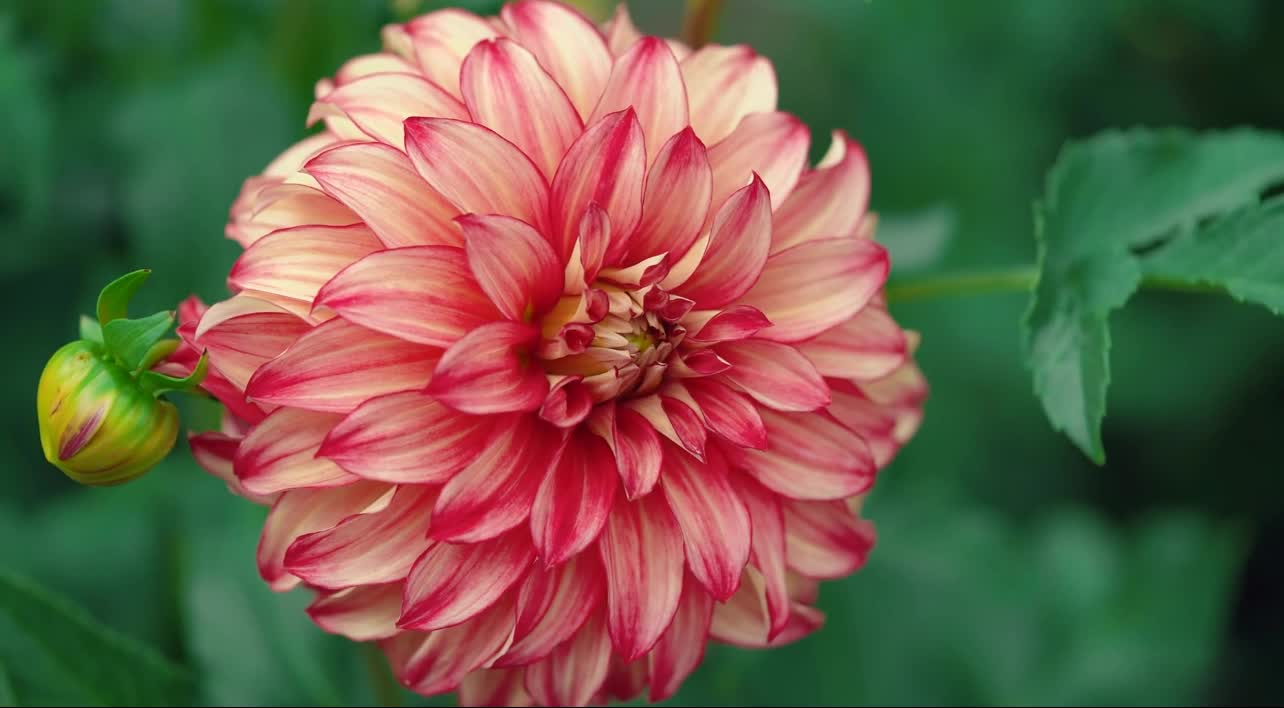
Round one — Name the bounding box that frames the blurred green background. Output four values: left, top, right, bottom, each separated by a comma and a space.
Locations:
3, 0, 1282, 705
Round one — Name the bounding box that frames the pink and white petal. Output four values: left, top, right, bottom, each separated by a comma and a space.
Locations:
718, 339, 829, 412
400, 529, 534, 630
681, 44, 778, 145
689, 304, 771, 344
499, 556, 604, 667
229, 224, 380, 306
673, 176, 772, 309
550, 109, 645, 262
263, 132, 345, 177
782, 498, 877, 579
710, 568, 824, 647
426, 322, 548, 416
307, 583, 403, 641
233, 408, 356, 496
708, 112, 809, 217
460, 668, 533, 708
682, 378, 767, 449
245, 319, 440, 414
627, 127, 711, 264
461, 39, 583, 178
588, 403, 663, 500
285, 484, 437, 588
567, 203, 610, 291
623, 395, 700, 461
305, 142, 460, 248
661, 446, 751, 600
501, 0, 612, 120
597, 492, 685, 660
315, 245, 499, 347
402, 8, 500, 98
195, 295, 311, 390
662, 396, 707, 459
383, 593, 517, 696
189, 431, 274, 503
771, 132, 870, 252
735, 476, 791, 639
588, 37, 688, 166
531, 430, 617, 566
429, 415, 559, 543
318, 391, 494, 484
403, 118, 550, 234
307, 72, 467, 148
257, 482, 391, 591
741, 410, 875, 500
669, 349, 732, 379
331, 52, 417, 86
648, 572, 714, 702
603, 657, 648, 703
602, 2, 643, 57
538, 377, 593, 428
524, 612, 612, 707
740, 238, 889, 343
228, 183, 359, 248
796, 304, 907, 381
457, 215, 563, 320
827, 382, 900, 468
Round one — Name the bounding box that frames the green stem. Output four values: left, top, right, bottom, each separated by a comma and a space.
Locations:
883, 265, 1230, 304
681, 0, 726, 49
365, 643, 401, 707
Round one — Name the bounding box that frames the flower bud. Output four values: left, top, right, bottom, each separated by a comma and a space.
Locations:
37, 340, 179, 486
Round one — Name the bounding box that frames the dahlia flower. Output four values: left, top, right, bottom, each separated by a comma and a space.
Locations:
180, 1, 926, 704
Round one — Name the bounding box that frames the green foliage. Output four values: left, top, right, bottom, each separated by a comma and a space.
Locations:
1024, 129, 1284, 463
97, 270, 153, 325
102, 310, 176, 373
0, 571, 193, 706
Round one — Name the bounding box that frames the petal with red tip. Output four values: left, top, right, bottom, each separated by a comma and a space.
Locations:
531, 430, 617, 566
234, 408, 355, 496
551, 109, 645, 262
245, 319, 440, 414
681, 44, 778, 145
402, 8, 499, 98
741, 238, 889, 343
227, 183, 357, 248
589, 403, 662, 500
683, 378, 767, 449
319, 391, 494, 484
457, 214, 563, 320
661, 447, 750, 600
709, 568, 824, 647
603, 3, 642, 57
426, 322, 548, 415
689, 304, 771, 344
501, 0, 612, 120
736, 476, 791, 639
772, 133, 871, 252
782, 498, 876, 579
230, 224, 381, 306
404, 117, 550, 234
627, 128, 711, 264
498, 556, 604, 667
257, 482, 390, 591
330, 52, 416, 86
648, 572, 713, 702
195, 295, 311, 390
306, 142, 459, 248
307, 72, 467, 148
674, 176, 772, 309
429, 415, 559, 543
315, 245, 500, 348
524, 612, 611, 707
307, 583, 403, 641
796, 304, 907, 381
708, 112, 809, 216
382, 593, 516, 695
742, 410, 875, 500
589, 37, 689, 166
461, 39, 582, 178
718, 339, 829, 412
284, 484, 436, 588
598, 492, 685, 660
189, 431, 271, 503
400, 530, 534, 630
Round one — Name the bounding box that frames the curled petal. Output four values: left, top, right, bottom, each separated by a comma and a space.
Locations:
718, 339, 829, 412
400, 529, 534, 631
307, 72, 467, 148
531, 430, 617, 566
708, 112, 809, 217
772, 132, 871, 252
427, 322, 548, 415
673, 176, 772, 308
524, 612, 612, 707
598, 492, 685, 660
742, 410, 875, 500
307, 583, 403, 641
500, 0, 612, 120
648, 571, 713, 702
457, 215, 563, 320
782, 498, 876, 579
688, 305, 771, 344
735, 476, 791, 639
683, 378, 766, 449
796, 304, 908, 381
230, 224, 381, 306
403, 8, 500, 98
196, 295, 310, 390
681, 44, 778, 145
709, 568, 823, 647
257, 482, 390, 591
382, 593, 516, 695
589, 37, 689, 166
661, 446, 751, 600
551, 109, 646, 263
588, 403, 662, 500
233, 408, 355, 496
628, 127, 711, 264
499, 556, 604, 668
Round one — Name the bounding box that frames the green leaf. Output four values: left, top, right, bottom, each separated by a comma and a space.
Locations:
0, 571, 192, 706
139, 350, 208, 397
102, 310, 175, 372
78, 315, 103, 345
1024, 128, 1284, 463
96, 269, 152, 325
1143, 197, 1284, 315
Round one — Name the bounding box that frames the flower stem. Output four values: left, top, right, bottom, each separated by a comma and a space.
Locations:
884, 265, 1229, 304
365, 643, 401, 707
681, 0, 725, 49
